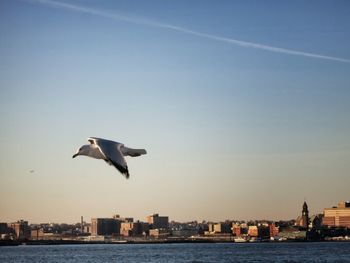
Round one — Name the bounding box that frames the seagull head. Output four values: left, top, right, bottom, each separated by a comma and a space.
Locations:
72, 145, 90, 158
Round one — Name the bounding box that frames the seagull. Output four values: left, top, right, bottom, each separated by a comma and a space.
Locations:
72, 137, 147, 179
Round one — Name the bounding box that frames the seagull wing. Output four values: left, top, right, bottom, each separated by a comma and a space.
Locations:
88, 137, 130, 178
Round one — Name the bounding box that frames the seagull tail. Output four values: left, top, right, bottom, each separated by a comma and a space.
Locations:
122, 147, 147, 157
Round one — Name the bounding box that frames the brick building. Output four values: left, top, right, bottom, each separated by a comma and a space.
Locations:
323, 201, 350, 228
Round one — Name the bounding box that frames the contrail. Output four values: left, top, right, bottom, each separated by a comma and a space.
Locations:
29, 0, 350, 63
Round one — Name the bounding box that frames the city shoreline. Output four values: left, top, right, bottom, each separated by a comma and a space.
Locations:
2, 201, 349, 246
1, 238, 349, 247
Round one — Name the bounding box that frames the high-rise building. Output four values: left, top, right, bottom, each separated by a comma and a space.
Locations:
10, 220, 30, 239
323, 201, 350, 228
146, 214, 169, 230
91, 218, 121, 236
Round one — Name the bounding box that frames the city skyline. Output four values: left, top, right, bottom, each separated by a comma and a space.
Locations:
2, 200, 349, 244
1, 0, 350, 224
4, 201, 350, 236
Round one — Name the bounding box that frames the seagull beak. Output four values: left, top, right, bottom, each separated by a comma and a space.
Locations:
72, 153, 78, 158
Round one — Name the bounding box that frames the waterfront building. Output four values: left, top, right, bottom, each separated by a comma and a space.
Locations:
208, 223, 214, 233
147, 214, 169, 230
309, 214, 323, 229
30, 228, 44, 240
213, 223, 231, 234
269, 223, 279, 238
232, 224, 241, 237
248, 225, 270, 239
120, 221, 143, 236
91, 218, 121, 236
258, 225, 271, 239
323, 201, 350, 228
0, 223, 11, 234
0, 223, 13, 240
10, 220, 30, 239
248, 226, 258, 237
120, 222, 133, 236
84, 224, 91, 234
149, 228, 170, 238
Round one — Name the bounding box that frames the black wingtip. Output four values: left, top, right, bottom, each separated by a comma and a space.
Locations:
109, 159, 130, 179
124, 165, 130, 179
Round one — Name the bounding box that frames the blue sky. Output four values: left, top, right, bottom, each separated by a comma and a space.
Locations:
1, 0, 350, 223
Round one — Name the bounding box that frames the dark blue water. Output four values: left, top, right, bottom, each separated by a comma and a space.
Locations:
1, 242, 350, 262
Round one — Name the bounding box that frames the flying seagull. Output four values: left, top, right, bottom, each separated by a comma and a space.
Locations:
72, 137, 147, 179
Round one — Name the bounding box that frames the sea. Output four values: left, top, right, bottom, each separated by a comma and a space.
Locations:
1, 242, 350, 262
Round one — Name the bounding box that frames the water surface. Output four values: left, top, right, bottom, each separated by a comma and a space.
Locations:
1, 242, 350, 262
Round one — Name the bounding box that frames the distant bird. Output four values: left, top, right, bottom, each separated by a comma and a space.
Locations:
72, 137, 147, 179
29, 170, 35, 173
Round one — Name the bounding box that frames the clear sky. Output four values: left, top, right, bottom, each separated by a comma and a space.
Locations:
1, 0, 350, 224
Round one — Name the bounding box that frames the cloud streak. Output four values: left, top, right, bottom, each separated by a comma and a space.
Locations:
29, 0, 350, 63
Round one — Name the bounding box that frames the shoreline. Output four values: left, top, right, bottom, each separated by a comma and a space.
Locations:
1, 238, 349, 246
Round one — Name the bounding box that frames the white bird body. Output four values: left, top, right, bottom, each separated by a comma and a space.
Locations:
73, 137, 147, 179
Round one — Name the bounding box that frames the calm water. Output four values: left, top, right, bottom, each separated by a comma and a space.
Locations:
1, 242, 350, 262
